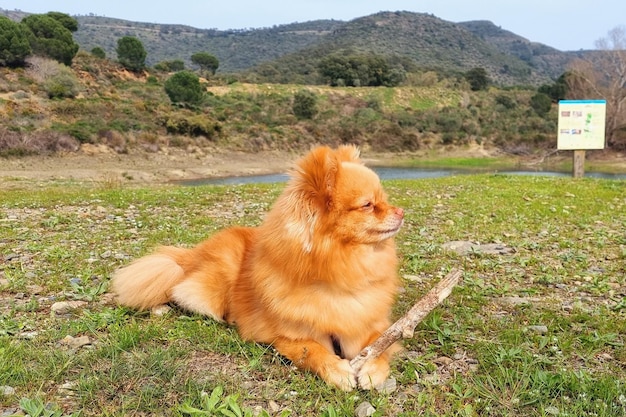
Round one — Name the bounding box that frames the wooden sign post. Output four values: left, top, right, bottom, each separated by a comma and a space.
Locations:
573, 150, 586, 178
557, 100, 606, 178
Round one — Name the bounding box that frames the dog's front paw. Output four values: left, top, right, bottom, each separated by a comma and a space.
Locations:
357, 357, 390, 390
323, 357, 357, 391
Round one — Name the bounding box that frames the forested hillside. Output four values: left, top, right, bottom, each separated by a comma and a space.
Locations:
1, 8, 580, 86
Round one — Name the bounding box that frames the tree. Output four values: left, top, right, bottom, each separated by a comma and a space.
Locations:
465, 67, 489, 91
0, 16, 31, 67
164, 70, 205, 106
538, 72, 569, 102
45, 12, 78, 32
318, 54, 402, 87
21, 14, 79, 66
191, 52, 219, 75
116, 36, 146, 72
565, 25, 626, 149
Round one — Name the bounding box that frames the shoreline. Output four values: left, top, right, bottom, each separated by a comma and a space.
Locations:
1, 146, 624, 187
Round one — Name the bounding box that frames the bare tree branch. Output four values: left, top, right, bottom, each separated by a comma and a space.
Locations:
350, 269, 463, 373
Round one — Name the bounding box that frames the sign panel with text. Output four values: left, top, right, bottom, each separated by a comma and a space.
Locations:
557, 100, 606, 150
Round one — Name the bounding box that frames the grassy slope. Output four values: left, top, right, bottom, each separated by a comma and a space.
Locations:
1, 175, 625, 416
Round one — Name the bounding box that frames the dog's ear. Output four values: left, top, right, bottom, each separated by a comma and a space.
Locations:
289, 145, 339, 205
279, 145, 342, 252
333, 144, 361, 164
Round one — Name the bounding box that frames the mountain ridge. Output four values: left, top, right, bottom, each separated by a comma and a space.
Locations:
1, 8, 582, 85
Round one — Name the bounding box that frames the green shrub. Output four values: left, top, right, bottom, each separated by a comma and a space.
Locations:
163, 113, 220, 138
292, 90, 318, 120
530, 93, 552, 116
164, 70, 204, 106
154, 59, 185, 72
25, 56, 80, 98
495, 94, 516, 110
43, 67, 80, 98
91, 47, 106, 59
52, 120, 99, 143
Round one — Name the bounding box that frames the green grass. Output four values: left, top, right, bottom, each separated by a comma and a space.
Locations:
405, 156, 519, 170
1, 176, 625, 416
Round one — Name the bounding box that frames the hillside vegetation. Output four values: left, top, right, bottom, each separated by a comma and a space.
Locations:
3, 8, 612, 158
0, 50, 562, 157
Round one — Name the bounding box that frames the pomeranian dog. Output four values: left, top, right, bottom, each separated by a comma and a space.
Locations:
111, 145, 404, 390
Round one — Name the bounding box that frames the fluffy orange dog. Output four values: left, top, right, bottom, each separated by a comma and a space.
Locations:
111, 145, 404, 390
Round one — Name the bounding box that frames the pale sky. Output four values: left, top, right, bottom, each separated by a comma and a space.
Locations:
1, 0, 624, 51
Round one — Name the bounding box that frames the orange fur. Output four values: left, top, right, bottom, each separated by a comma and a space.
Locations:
110, 145, 404, 390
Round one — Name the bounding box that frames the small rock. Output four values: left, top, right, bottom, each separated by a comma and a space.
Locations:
403, 274, 422, 283
151, 305, 172, 316
17, 331, 39, 340
375, 377, 397, 394
100, 250, 112, 259
493, 296, 536, 307
433, 356, 454, 366
355, 401, 376, 417
69, 278, 82, 286
99, 293, 116, 305
410, 383, 423, 393
0, 385, 16, 396
0, 279, 9, 288
60, 335, 92, 349
442, 241, 515, 256
57, 381, 77, 396
545, 405, 560, 415
51, 301, 88, 315
267, 400, 280, 414
26, 285, 44, 294
528, 325, 548, 334
442, 241, 474, 255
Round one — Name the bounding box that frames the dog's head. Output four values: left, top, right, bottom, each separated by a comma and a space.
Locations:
278, 145, 404, 252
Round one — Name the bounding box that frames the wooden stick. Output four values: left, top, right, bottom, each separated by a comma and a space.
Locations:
350, 269, 463, 372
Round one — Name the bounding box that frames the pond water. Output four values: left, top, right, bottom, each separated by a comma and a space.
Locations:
178, 167, 626, 186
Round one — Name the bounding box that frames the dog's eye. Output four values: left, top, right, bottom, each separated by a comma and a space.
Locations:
361, 201, 373, 210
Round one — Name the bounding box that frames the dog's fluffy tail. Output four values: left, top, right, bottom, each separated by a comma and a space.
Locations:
110, 227, 254, 321
110, 246, 188, 310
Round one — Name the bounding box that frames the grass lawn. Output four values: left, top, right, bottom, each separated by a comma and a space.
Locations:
1, 175, 625, 416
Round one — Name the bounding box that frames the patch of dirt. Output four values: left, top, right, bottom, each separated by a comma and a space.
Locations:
0, 145, 406, 186
0, 146, 294, 185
